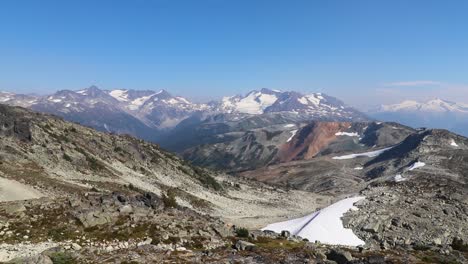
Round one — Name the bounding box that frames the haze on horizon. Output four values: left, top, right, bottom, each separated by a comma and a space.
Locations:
1, 0, 467, 108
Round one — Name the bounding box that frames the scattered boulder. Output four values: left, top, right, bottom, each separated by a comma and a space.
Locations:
326, 249, 353, 264
281, 230, 291, 238
235, 240, 256, 251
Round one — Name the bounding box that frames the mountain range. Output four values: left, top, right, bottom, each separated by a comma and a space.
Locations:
0, 86, 368, 145
369, 98, 468, 137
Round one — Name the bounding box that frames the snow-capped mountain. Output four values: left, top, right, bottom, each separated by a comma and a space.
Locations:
377, 98, 468, 113
217, 88, 366, 120
0, 86, 368, 144
370, 98, 468, 136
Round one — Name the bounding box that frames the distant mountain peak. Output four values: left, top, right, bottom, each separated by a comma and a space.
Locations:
378, 98, 468, 113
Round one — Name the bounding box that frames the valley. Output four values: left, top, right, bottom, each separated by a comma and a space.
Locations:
0, 93, 466, 263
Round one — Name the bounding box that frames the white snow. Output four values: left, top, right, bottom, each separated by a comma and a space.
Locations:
262, 197, 366, 246
65, 103, 71, 108
284, 124, 296, 128
335, 132, 359, 137
408, 161, 426, 171
129, 94, 155, 110
332, 146, 393, 160
450, 140, 459, 147
298, 94, 321, 106
394, 174, 407, 182
109, 89, 129, 102
287, 130, 298, 142
222, 91, 278, 114
380, 98, 468, 113
76, 90, 87, 95
354, 167, 364, 170
48, 98, 62, 103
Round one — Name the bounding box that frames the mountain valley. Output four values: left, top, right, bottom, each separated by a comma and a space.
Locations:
0, 99, 465, 263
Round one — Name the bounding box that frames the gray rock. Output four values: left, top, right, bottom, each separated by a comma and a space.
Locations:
8, 254, 53, 264
235, 240, 256, 251
363, 222, 380, 233
76, 210, 115, 228
71, 243, 82, 251
1, 203, 26, 216
326, 249, 353, 264
118, 205, 133, 214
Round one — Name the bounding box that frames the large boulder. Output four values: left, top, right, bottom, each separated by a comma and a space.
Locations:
8, 254, 53, 264
75, 210, 115, 228
235, 240, 256, 251
326, 249, 353, 264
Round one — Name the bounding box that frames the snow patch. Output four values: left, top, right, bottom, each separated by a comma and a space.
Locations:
109, 89, 129, 102
408, 161, 426, 171
129, 94, 156, 109
394, 174, 407, 182
332, 147, 393, 160
284, 124, 295, 128
261, 197, 366, 246
450, 140, 459, 147
354, 167, 364, 170
48, 98, 62, 103
287, 130, 298, 142
335, 132, 359, 137
222, 91, 278, 114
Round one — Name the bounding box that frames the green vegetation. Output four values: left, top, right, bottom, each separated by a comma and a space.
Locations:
162, 188, 178, 208
114, 146, 124, 152
235, 227, 249, 238
86, 155, 104, 171
413, 243, 431, 251
63, 153, 72, 162
49, 251, 77, 264
254, 236, 306, 250
451, 238, 468, 252
192, 166, 223, 191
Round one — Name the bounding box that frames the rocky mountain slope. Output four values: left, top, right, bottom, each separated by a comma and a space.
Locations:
0, 104, 327, 226
183, 121, 414, 172
369, 98, 468, 137
240, 125, 468, 198
0, 104, 466, 263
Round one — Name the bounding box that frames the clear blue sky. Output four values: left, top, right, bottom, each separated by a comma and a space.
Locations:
1, 0, 467, 107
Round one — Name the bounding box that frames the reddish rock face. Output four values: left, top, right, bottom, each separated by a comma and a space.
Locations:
278, 122, 351, 162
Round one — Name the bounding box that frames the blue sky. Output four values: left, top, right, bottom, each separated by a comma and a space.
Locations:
1, 0, 467, 108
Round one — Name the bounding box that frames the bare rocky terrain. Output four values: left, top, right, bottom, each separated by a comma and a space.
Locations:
0, 104, 466, 263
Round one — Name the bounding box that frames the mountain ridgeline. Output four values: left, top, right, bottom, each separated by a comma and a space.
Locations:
0, 87, 369, 147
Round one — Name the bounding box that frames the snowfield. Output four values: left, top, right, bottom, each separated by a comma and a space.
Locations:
262, 197, 366, 246
408, 161, 426, 171
335, 132, 359, 137
287, 130, 298, 142
451, 140, 459, 147
332, 147, 394, 160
